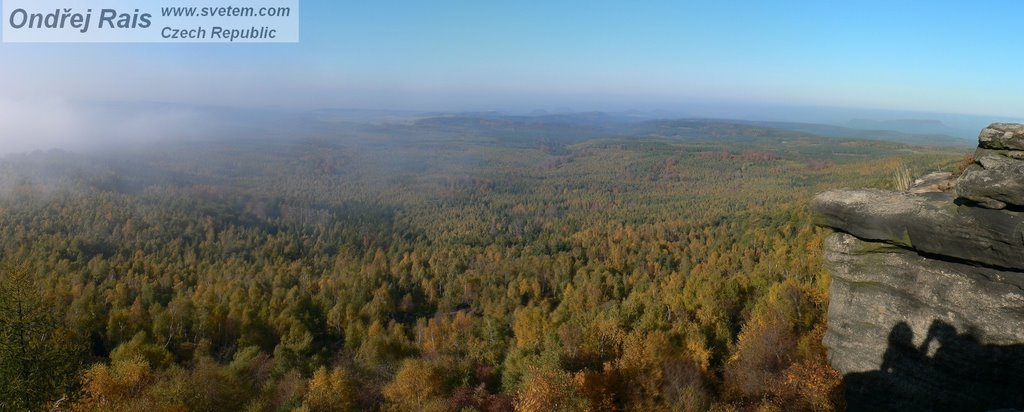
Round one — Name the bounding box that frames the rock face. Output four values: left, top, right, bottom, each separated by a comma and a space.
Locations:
978, 123, 1024, 151
812, 124, 1024, 412
958, 155, 1024, 209
908, 171, 955, 194
957, 123, 1024, 210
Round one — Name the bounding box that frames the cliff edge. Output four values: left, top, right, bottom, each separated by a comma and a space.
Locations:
812, 124, 1024, 412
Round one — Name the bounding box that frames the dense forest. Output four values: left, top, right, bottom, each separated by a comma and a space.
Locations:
0, 119, 964, 411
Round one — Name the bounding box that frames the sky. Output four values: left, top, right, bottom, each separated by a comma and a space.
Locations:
1, 1, 1023, 150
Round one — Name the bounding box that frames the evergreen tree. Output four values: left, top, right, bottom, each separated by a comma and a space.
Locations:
0, 263, 81, 411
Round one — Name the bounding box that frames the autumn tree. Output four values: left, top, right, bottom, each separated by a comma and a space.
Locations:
75, 358, 157, 411
302, 366, 356, 412
382, 358, 451, 412
514, 367, 589, 412
723, 301, 797, 401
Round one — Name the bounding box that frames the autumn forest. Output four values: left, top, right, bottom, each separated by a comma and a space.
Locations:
0, 117, 965, 411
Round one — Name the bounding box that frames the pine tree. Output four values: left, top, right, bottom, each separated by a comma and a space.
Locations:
0, 262, 81, 411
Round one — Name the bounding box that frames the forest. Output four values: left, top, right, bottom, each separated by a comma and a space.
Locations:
0, 118, 966, 411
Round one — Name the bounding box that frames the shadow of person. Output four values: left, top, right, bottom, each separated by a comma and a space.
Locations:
845, 322, 924, 411
844, 320, 1024, 412
881, 322, 920, 373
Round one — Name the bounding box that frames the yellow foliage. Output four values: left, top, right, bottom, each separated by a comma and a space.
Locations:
382, 359, 449, 412
512, 305, 547, 351
302, 366, 356, 412
574, 370, 616, 412
416, 311, 475, 357
685, 335, 712, 374
74, 358, 159, 411
723, 306, 796, 400
514, 367, 589, 412
83, 359, 151, 400
613, 331, 674, 410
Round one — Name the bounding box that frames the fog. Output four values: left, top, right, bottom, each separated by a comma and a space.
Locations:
0, 97, 222, 154
3, 93, 1020, 156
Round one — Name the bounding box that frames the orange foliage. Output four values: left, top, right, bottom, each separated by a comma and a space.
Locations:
771, 361, 844, 412
514, 367, 589, 412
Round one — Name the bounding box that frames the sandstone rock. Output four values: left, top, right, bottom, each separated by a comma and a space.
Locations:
957, 155, 1024, 209
908, 171, 955, 194
815, 123, 1024, 411
812, 189, 1024, 271
975, 148, 1024, 161
823, 233, 1024, 411
979, 123, 1024, 151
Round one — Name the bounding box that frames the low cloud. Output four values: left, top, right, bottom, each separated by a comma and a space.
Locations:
0, 97, 218, 154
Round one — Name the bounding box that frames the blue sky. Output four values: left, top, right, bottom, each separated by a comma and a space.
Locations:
1, 1, 1023, 118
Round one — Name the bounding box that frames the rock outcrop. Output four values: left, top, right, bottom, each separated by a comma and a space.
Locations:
957, 123, 1024, 210
812, 124, 1024, 412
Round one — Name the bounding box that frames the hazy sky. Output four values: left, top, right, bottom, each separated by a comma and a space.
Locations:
1, 0, 1023, 142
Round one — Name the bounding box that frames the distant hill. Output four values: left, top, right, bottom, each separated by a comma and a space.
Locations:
358, 113, 975, 148
33, 102, 975, 153
846, 118, 969, 137
719, 119, 973, 147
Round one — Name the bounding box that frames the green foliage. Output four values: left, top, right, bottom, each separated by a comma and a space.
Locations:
109, 332, 174, 370
0, 263, 82, 411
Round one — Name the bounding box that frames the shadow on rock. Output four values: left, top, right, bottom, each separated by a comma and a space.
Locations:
844, 320, 1024, 412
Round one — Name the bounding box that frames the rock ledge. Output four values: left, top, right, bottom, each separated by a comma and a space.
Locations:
812, 124, 1024, 412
